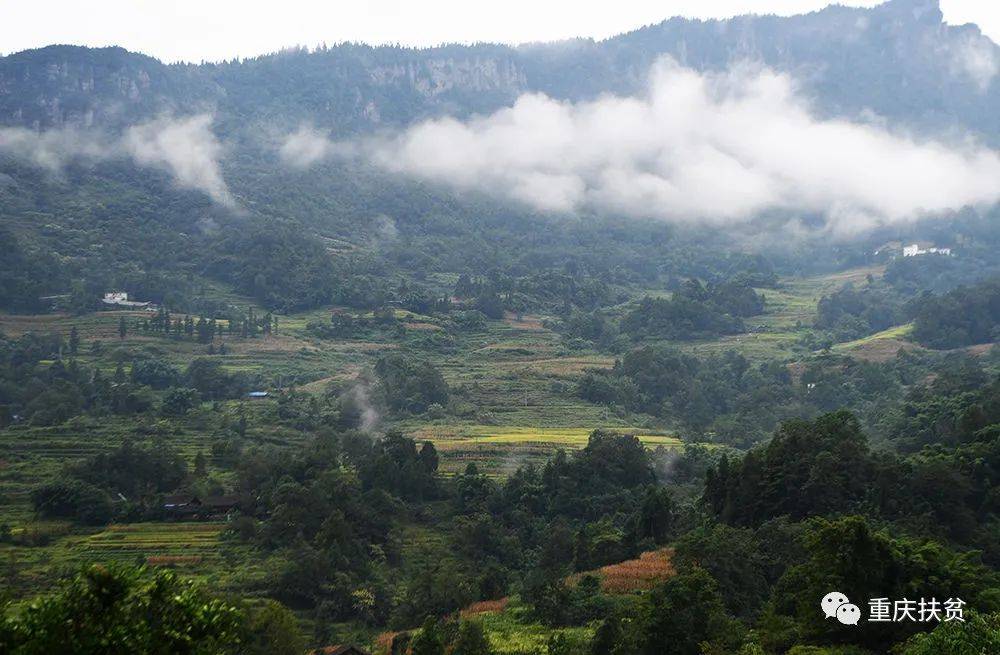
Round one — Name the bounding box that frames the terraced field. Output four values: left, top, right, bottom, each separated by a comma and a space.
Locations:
479, 611, 594, 655
0, 520, 255, 599
759, 265, 886, 332
418, 317, 616, 427
831, 323, 919, 361
0, 266, 891, 610
74, 522, 225, 566
406, 425, 682, 475
568, 548, 675, 593
0, 265, 898, 492
415, 426, 680, 448
630, 265, 889, 362
0, 420, 134, 523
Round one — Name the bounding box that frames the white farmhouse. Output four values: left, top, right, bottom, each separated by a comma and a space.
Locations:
101, 291, 154, 310
902, 244, 952, 257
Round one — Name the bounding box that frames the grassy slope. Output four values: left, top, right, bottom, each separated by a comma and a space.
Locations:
664, 264, 887, 361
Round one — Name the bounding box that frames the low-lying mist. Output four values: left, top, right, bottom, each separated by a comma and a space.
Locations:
0, 113, 234, 207
282, 58, 1000, 236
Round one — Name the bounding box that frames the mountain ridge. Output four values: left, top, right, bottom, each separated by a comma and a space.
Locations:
1, 0, 996, 141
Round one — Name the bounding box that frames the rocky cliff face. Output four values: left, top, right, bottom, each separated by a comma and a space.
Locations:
0, 47, 188, 129
370, 57, 527, 97
0, 0, 996, 139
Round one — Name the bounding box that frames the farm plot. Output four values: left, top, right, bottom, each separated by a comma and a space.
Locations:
764, 264, 886, 329
406, 426, 682, 475
568, 548, 675, 593
480, 610, 594, 655
0, 421, 132, 521
831, 323, 919, 361
75, 522, 225, 568
0, 521, 245, 600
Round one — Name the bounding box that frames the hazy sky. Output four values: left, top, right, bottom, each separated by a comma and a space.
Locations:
1, 1, 996, 63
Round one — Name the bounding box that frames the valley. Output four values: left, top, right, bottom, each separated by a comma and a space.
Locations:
2, 263, 996, 651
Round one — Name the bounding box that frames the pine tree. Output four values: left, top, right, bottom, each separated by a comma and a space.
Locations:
194, 451, 207, 477
247, 310, 258, 337
196, 317, 209, 343
68, 326, 80, 355
118, 316, 127, 340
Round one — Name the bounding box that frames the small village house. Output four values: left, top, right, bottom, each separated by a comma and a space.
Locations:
902, 243, 952, 257
162, 494, 240, 519
101, 291, 157, 310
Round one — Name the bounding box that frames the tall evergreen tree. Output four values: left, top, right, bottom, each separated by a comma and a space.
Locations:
68, 326, 80, 355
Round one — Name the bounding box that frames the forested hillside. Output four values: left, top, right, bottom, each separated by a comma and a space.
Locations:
1, 0, 999, 320
1, 0, 997, 137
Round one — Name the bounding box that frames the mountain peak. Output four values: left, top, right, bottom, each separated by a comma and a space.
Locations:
879, 0, 943, 24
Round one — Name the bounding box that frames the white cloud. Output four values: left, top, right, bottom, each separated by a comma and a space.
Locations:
0, 126, 108, 170
278, 124, 335, 168
338, 58, 1000, 234
947, 31, 999, 91
0, 114, 234, 206
124, 114, 234, 206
